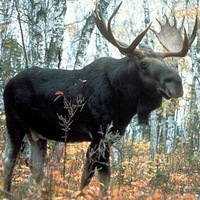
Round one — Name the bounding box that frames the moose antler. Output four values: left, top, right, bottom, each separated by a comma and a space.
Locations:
152, 15, 198, 58
93, 2, 151, 57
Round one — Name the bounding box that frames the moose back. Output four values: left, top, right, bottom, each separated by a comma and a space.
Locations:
2, 2, 197, 196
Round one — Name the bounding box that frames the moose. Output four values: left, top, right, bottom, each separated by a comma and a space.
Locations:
2, 2, 197, 196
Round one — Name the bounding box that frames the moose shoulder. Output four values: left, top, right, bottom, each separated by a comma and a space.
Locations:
3, 2, 197, 197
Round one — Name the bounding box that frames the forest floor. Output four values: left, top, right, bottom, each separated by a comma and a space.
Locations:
0, 131, 200, 200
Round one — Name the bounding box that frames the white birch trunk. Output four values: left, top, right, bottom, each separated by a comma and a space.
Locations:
161, 107, 167, 143
46, 0, 67, 68
28, 0, 46, 68
165, 110, 175, 154
150, 110, 157, 160
28, 0, 66, 68
191, 50, 200, 124
191, 44, 200, 159
74, 0, 109, 69
185, 0, 200, 159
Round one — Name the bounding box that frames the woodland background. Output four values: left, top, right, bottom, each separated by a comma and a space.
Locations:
0, 0, 200, 199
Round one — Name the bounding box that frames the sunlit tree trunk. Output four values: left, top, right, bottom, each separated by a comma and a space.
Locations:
27, 0, 66, 68
74, 13, 95, 69
194, 6, 200, 158
46, 0, 67, 69
143, 0, 150, 38
150, 110, 157, 160
191, 48, 200, 122
95, 30, 109, 59
161, 107, 167, 144
188, 85, 199, 155
191, 33, 200, 159
165, 102, 176, 154
28, 0, 46, 68
74, 0, 109, 69
185, 0, 200, 158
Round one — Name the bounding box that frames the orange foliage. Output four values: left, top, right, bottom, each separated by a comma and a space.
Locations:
0, 130, 200, 199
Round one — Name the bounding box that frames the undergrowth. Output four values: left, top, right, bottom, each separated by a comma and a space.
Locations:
0, 131, 200, 199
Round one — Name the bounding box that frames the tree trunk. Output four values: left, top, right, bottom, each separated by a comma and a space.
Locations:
46, 0, 67, 69
186, 0, 200, 158
28, 0, 67, 68
165, 102, 176, 154
150, 110, 158, 160
74, 0, 109, 69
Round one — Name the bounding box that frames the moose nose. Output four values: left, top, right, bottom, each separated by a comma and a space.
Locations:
164, 79, 183, 98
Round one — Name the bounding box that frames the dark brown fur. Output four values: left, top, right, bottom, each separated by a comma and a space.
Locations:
3, 48, 183, 195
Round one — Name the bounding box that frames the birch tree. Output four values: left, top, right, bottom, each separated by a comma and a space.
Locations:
190, 19, 200, 159
150, 111, 158, 160
0, 1, 23, 112
165, 102, 176, 154
74, 0, 110, 69
183, 0, 200, 158
17, 0, 67, 68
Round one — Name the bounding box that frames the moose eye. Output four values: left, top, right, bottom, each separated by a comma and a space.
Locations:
140, 61, 148, 70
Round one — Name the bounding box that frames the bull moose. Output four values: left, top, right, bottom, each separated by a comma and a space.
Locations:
2, 2, 197, 196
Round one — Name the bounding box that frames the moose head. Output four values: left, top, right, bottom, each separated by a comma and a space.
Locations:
93, 2, 197, 124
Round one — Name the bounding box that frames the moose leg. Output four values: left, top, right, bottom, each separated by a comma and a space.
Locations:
80, 140, 111, 196
80, 142, 96, 190
97, 144, 111, 196
26, 133, 47, 184
3, 129, 25, 191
